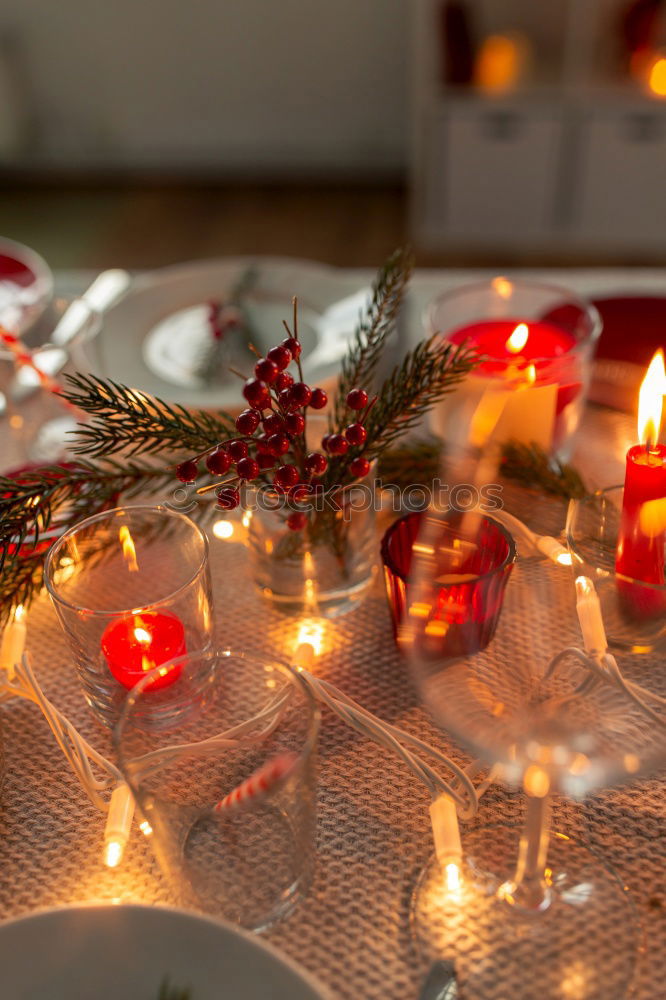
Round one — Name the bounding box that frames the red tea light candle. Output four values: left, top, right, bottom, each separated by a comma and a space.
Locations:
616, 350, 666, 617
101, 610, 186, 691
445, 319, 579, 451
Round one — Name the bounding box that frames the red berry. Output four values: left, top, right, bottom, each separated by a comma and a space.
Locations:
288, 382, 312, 408
345, 422, 367, 446
255, 432, 271, 453
278, 388, 297, 411
287, 512, 307, 531
228, 440, 248, 462
205, 448, 232, 475
216, 486, 240, 510
289, 482, 312, 503
254, 358, 279, 384
243, 379, 270, 408
267, 432, 290, 456
263, 412, 285, 434
350, 456, 370, 478
176, 459, 199, 483
282, 336, 301, 359
310, 388, 328, 409
257, 452, 275, 471
235, 408, 261, 435
346, 388, 368, 411
273, 465, 299, 490
236, 457, 260, 480
325, 434, 349, 456
275, 372, 294, 392
285, 412, 305, 435
305, 452, 328, 476
267, 344, 292, 371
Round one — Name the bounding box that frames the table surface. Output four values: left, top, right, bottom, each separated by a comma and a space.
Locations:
0, 267, 664, 1000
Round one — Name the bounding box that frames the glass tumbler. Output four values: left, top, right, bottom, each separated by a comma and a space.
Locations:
425, 278, 602, 460
381, 510, 516, 655
44, 505, 213, 727
115, 649, 320, 931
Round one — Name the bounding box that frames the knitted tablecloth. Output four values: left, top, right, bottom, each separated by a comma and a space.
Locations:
0, 269, 663, 1000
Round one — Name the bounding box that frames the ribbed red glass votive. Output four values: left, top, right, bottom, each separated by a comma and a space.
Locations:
381, 511, 516, 657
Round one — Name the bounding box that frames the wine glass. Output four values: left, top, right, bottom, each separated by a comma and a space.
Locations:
403, 502, 666, 999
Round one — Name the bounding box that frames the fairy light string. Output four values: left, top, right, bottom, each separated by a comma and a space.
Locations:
0, 514, 663, 874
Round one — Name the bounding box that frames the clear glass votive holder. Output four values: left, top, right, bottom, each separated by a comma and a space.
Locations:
44, 505, 213, 727
425, 278, 602, 460
246, 460, 377, 618
381, 511, 516, 657
115, 648, 320, 932
566, 485, 666, 654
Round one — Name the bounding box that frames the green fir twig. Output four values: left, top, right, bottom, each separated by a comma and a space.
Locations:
499, 441, 587, 500
0, 460, 174, 624
63, 374, 235, 458
332, 247, 413, 428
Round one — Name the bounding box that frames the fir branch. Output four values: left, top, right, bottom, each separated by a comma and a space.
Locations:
62, 373, 235, 458
325, 336, 478, 490
332, 247, 413, 427
0, 460, 174, 623
499, 441, 587, 500
377, 438, 443, 491
377, 437, 587, 501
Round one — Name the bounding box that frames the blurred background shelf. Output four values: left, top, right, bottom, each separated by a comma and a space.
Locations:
410, 0, 666, 255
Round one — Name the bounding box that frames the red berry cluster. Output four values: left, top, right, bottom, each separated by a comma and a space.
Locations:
174, 323, 374, 531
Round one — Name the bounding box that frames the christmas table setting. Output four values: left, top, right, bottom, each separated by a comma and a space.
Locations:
0, 246, 664, 1000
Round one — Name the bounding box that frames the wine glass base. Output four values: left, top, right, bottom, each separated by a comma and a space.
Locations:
411, 825, 640, 1000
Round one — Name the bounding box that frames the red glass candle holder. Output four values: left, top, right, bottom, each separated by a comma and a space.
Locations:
381, 511, 516, 658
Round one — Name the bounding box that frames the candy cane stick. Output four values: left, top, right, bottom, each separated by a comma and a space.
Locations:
213, 752, 297, 812
0, 325, 65, 397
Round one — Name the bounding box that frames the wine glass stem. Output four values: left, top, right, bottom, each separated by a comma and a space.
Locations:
507, 793, 552, 911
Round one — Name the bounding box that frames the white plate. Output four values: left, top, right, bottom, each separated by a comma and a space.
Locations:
85, 256, 372, 411
0, 903, 332, 1000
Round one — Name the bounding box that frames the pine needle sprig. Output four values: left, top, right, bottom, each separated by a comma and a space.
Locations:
499, 441, 587, 500
0, 460, 175, 623
376, 437, 587, 500
62, 374, 235, 459
332, 247, 413, 428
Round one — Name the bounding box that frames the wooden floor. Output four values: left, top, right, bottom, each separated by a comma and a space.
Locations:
0, 181, 407, 271
1, 179, 663, 271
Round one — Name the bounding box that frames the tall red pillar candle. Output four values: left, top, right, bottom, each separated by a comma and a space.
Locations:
616, 350, 666, 617
101, 610, 186, 691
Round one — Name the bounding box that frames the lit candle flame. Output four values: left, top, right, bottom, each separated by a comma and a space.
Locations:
648, 55, 666, 98
638, 350, 665, 449
119, 526, 139, 572
506, 322, 529, 354
133, 626, 152, 645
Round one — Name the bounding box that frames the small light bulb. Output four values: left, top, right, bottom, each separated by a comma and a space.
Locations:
213, 520, 234, 539
104, 839, 124, 868
445, 862, 461, 892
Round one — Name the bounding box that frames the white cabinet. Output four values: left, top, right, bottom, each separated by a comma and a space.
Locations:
410, 0, 666, 255
574, 109, 666, 248
423, 104, 563, 243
